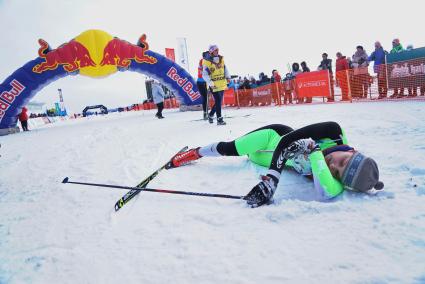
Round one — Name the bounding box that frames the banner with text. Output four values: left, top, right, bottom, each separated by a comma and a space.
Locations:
386, 47, 425, 89
295, 70, 331, 98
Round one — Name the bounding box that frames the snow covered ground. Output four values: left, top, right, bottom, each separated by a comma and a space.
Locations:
1, 101, 425, 284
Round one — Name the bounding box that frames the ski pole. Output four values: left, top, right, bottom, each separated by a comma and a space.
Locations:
62, 177, 245, 200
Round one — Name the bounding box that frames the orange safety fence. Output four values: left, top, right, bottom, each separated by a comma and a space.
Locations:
213, 57, 425, 108
334, 58, 425, 101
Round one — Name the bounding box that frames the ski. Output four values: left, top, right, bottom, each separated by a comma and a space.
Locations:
190, 114, 251, 122
113, 146, 188, 211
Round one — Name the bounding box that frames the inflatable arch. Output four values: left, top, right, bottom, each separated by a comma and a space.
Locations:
82, 105, 108, 117
0, 29, 201, 135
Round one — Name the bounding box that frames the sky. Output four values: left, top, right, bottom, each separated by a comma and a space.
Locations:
1, 0, 425, 113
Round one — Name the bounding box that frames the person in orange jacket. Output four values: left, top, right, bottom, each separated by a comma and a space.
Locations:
18, 107, 29, 131
335, 52, 351, 101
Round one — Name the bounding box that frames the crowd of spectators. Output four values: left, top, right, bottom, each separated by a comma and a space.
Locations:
230, 38, 423, 103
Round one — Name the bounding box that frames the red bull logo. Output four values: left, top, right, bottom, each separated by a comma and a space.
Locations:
0, 80, 25, 122
167, 67, 201, 101
32, 39, 96, 73
100, 34, 157, 68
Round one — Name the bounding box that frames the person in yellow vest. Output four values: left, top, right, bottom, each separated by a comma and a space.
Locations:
202, 44, 231, 125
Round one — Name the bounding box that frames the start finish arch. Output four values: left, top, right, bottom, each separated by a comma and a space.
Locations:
0, 29, 201, 135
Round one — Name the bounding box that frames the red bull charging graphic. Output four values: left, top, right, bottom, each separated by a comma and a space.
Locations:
32, 39, 96, 73
0, 29, 201, 135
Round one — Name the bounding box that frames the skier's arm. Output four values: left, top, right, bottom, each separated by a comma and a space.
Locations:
224, 65, 230, 80
309, 151, 344, 200
202, 63, 213, 87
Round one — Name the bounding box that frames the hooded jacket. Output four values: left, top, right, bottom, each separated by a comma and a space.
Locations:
18, 107, 28, 122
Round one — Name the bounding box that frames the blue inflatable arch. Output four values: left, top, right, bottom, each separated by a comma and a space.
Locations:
0, 30, 201, 135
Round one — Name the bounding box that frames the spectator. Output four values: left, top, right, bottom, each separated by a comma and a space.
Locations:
152, 81, 165, 119
282, 73, 294, 105
405, 44, 418, 97
368, 41, 388, 99
390, 39, 405, 98
18, 106, 29, 131
391, 38, 404, 53
335, 52, 350, 101
202, 44, 231, 125
291, 63, 302, 76
249, 76, 258, 89
257, 72, 271, 86
351, 45, 370, 98
291, 63, 302, 103
239, 77, 251, 90
300, 62, 312, 102
197, 51, 210, 120
300, 61, 310, 72
271, 70, 282, 104
318, 53, 335, 101
271, 70, 281, 83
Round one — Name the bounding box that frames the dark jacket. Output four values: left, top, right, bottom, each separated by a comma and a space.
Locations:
319, 59, 333, 73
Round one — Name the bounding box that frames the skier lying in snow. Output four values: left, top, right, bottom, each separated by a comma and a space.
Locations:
168, 121, 384, 207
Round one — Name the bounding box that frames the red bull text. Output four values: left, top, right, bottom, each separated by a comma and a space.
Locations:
0, 80, 25, 122
167, 67, 201, 101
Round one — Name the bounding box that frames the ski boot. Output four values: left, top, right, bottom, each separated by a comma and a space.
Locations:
166, 147, 201, 168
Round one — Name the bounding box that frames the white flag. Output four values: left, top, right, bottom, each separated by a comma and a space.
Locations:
176, 37, 190, 73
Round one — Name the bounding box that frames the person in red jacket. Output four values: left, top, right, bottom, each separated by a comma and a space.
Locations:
18, 107, 29, 131
335, 52, 350, 101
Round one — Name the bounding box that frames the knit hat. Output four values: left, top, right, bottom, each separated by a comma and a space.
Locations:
340, 152, 384, 192
209, 44, 218, 53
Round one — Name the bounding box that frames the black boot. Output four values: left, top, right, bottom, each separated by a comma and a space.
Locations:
203, 112, 208, 120
208, 115, 214, 124
217, 117, 226, 125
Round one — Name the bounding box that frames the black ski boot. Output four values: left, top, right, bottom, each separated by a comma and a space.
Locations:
203, 112, 208, 120
208, 115, 214, 124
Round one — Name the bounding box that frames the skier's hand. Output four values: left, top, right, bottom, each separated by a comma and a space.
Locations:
285, 138, 318, 159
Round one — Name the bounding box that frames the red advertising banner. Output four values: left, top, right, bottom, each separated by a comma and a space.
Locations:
223, 88, 236, 106
165, 48, 175, 62
295, 70, 331, 98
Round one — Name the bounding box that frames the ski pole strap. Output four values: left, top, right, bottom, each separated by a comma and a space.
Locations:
62, 178, 244, 200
